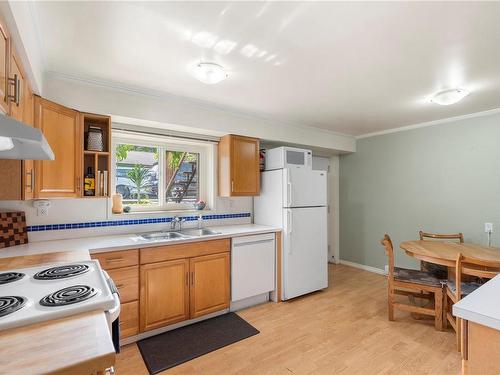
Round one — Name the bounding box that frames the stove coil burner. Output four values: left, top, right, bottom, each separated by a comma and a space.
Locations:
40, 285, 98, 307
34, 264, 90, 280
0, 296, 27, 317
0, 272, 25, 285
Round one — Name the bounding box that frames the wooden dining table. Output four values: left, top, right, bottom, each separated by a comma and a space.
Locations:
400, 240, 500, 267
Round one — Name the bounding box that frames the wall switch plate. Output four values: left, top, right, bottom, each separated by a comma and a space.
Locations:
485, 222, 494, 233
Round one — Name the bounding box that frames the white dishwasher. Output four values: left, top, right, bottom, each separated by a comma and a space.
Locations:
231, 233, 276, 305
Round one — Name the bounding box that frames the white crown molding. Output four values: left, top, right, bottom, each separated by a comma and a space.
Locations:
356, 107, 500, 140
45, 70, 356, 143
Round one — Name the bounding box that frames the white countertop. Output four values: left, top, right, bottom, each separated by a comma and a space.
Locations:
453, 274, 500, 331
0, 224, 280, 259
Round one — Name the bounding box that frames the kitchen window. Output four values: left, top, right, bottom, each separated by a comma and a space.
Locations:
112, 131, 215, 212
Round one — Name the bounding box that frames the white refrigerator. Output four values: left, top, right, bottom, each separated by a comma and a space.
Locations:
254, 168, 328, 300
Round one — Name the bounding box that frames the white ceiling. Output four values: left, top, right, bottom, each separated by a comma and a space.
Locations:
33, 1, 500, 136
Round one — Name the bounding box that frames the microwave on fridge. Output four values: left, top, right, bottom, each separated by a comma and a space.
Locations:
264, 146, 312, 171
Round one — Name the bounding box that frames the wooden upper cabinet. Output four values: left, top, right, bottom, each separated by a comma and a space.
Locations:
0, 20, 9, 114
189, 252, 230, 319
140, 259, 190, 332
8, 47, 26, 122
34, 97, 82, 198
218, 134, 260, 197
0, 43, 32, 201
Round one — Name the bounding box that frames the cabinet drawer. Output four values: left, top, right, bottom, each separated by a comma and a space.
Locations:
92, 249, 139, 270
120, 300, 139, 338
107, 266, 138, 303
140, 239, 230, 264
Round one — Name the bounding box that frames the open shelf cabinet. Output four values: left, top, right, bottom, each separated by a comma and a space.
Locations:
81, 113, 111, 198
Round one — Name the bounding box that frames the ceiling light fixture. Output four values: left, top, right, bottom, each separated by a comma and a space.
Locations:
191, 62, 228, 84
430, 88, 470, 105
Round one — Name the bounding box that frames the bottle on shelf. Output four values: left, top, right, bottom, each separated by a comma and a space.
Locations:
84, 167, 95, 196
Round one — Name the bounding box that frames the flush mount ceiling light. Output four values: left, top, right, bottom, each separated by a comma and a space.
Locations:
430, 88, 470, 105
191, 62, 228, 84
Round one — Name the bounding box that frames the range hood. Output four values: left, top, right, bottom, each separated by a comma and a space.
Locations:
0, 113, 54, 160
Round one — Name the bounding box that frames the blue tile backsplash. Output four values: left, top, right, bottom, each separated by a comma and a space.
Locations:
27, 212, 251, 232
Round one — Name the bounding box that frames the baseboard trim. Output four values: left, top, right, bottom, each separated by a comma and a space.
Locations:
339, 259, 386, 275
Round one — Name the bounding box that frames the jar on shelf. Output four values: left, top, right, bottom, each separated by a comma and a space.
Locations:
86, 126, 104, 151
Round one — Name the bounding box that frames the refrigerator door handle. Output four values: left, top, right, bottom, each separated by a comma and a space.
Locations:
287, 173, 292, 207
287, 210, 293, 254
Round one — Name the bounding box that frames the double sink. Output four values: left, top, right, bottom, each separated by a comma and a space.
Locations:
139, 228, 220, 241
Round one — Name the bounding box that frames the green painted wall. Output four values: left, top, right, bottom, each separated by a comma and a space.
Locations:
340, 112, 500, 270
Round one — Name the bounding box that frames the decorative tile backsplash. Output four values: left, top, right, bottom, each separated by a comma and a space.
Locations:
27, 212, 251, 232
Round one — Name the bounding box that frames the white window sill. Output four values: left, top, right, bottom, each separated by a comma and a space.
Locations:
111, 208, 211, 217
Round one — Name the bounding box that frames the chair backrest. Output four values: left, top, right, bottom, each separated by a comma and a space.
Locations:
419, 231, 464, 243
380, 234, 395, 280
461, 255, 500, 279
452, 254, 500, 300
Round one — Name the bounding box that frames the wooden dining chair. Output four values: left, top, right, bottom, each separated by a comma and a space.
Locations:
380, 234, 444, 330
444, 254, 500, 351
419, 231, 464, 279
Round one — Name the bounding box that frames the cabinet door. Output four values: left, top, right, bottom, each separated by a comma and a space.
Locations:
0, 47, 30, 200
231, 135, 259, 195
22, 83, 34, 200
9, 48, 25, 121
9, 47, 35, 200
218, 135, 260, 197
190, 252, 230, 319
120, 301, 139, 338
34, 97, 82, 198
140, 259, 190, 332
0, 20, 8, 114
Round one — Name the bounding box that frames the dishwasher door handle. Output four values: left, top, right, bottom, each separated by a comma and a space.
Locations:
233, 239, 275, 247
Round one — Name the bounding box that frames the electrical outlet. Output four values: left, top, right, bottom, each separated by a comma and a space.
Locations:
485, 223, 494, 233
33, 200, 50, 217
384, 265, 389, 275
38, 207, 48, 216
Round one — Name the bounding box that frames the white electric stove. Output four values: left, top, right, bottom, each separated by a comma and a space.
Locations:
0, 260, 116, 331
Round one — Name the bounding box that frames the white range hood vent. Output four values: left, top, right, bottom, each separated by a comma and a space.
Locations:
0, 114, 54, 160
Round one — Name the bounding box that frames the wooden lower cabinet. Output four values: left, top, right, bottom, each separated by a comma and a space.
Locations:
92, 249, 139, 270
91, 250, 140, 340
107, 266, 138, 303
140, 259, 190, 332
462, 320, 500, 374
190, 252, 230, 319
139, 240, 231, 333
120, 301, 139, 338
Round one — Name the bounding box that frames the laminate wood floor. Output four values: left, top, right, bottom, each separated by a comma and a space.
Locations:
115, 264, 460, 375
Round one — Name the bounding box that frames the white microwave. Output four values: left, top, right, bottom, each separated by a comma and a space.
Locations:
265, 146, 312, 170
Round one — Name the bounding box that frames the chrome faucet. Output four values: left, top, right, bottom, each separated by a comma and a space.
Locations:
197, 214, 204, 229
171, 216, 185, 230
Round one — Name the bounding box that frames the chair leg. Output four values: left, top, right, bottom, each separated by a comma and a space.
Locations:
434, 289, 443, 331
442, 291, 448, 329
456, 317, 461, 351
388, 288, 394, 321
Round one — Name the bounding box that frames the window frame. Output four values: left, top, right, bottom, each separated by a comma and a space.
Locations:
111, 130, 215, 213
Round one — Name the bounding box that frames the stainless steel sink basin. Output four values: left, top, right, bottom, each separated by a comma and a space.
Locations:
179, 228, 221, 236
140, 231, 187, 240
